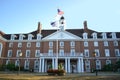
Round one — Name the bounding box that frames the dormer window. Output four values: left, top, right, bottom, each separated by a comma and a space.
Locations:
83, 33, 88, 39
37, 34, 42, 40
11, 34, 16, 40
19, 34, 25, 40
92, 32, 97, 39
28, 34, 33, 40
111, 32, 116, 39
102, 32, 107, 39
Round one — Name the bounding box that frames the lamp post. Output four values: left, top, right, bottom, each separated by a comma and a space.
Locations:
93, 52, 98, 76
18, 52, 22, 75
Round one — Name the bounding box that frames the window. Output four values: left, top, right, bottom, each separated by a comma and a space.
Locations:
85, 60, 90, 72
36, 42, 40, 47
16, 50, 21, 57
35, 50, 40, 57
84, 49, 89, 57
15, 60, 20, 66
70, 49, 75, 56
104, 41, 108, 46
115, 49, 120, 57
49, 42, 53, 47
48, 49, 53, 56
70, 41, 75, 47
59, 49, 64, 56
111, 32, 116, 39
19, 34, 25, 40
96, 60, 101, 70
94, 49, 100, 57
83, 33, 88, 39
105, 49, 110, 57
102, 32, 107, 39
84, 41, 88, 47
24, 60, 30, 70
106, 60, 111, 65
60, 41, 64, 47
26, 50, 30, 57
37, 34, 42, 40
94, 41, 98, 47
28, 34, 33, 40
92, 33, 97, 39
34, 60, 39, 69
6, 60, 10, 65
113, 41, 118, 46
7, 50, 12, 57
27, 42, 31, 47
0, 43, 2, 57
9, 42, 13, 47
18, 42, 22, 48
11, 34, 16, 40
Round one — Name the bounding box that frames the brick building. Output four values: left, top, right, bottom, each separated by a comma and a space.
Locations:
0, 17, 120, 73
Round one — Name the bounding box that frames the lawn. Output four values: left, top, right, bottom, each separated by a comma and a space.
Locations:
0, 73, 120, 80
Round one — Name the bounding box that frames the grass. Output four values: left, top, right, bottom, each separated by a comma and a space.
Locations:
0, 72, 120, 80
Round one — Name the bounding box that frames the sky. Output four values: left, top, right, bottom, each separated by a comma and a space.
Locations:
0, 0, 120, 34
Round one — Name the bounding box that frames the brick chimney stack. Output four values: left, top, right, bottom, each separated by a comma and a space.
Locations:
37, 22, 42, 34
83, 21, 88, 32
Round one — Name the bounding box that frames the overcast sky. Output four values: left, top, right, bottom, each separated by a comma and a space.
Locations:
0, 0, 120, 34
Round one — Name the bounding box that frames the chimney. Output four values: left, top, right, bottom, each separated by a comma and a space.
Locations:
83, 21, 88, 32
37, 22, 42, 34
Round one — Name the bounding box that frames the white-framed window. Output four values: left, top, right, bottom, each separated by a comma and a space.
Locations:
84, 41, 88, 47
92, 32, 97, 39
85, 60, 90, 72
102, 32, 107, 39
11, 34, 16, 40
35, 50, 40, 57
94, 41, 98, 47
15, 60, 20, 66
24, 60, 30, 70
70, 49, 75, 56
106, 60, 111, 65
18, 42, 22, 48
94, 49, 100, 57
105, 49, 110, 57
115, 49, 120, 57
59, 49, 64, 56
104, 41, 108, 46
16, 50, 21, 57
49, 42, 53, 47
60, 41, 64, 47
6, 60, 10, 65
84, 49, 89, 57
113, 41, 118, 46
83, 32, 88, 39
34, 60, 39, 69
27, 42, 31, 48
9, 42, 13, 47
26, 50, 30, 57
48, 49, 53, 56
111, 32, 116, 39
7, 50, 12, 57
0, 43, 3, 57
28, 34, 33, 40
37, 34, 42, 40
96, 60, 101, 70
19, 34, 25, 40
36, 42, 40, 47
70, 41, 75, 47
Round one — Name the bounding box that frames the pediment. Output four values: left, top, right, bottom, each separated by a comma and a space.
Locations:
42, 30, 81, 40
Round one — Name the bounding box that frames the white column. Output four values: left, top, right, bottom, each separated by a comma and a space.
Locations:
81, 58, 84, 72
68, 58, 70, 73
78, 58, 81, 73
42, 58, 44, 72
39, 58, 42, 72
65, 58, 68, 73
52, 58, 55, 69
55, 58, 58, 69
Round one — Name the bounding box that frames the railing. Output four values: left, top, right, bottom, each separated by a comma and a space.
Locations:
40, 53, 83, 57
